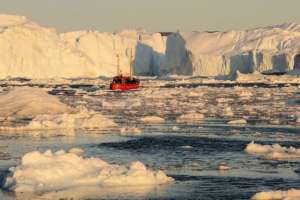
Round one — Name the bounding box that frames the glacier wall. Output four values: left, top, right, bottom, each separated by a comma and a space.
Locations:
62, 30, 166, 77
0, 14, 300, 79
162, 24, 300, 77
0, 15, 167, 79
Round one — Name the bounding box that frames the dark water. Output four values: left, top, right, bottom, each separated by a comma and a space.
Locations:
90, 133, 300, 200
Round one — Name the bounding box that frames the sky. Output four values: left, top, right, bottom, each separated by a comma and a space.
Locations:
0, 0, 300, 32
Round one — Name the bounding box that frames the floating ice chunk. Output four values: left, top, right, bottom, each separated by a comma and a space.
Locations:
102, 100, 126, 109
218, 163, 231, 171
172, 126, 180, 131
180, 145, 193, 149
129, 100, 142, 108
176, 113, 204, 123
263, 93, 272, 98
251, 189, 300, 200
140, 116, 165, 124
245, 142, 275, 154
0, 107, 118, 132
187, 91, 200, 97
227, 119, 247, 124
216, 98, 232, 103
269, 119, 281, 125
1, 149, 173, 194
235, 71, 266, 83
239, 90, 252, 98
245, 142, 300, 160
0, 87, 118, 132
0, 87, 74, 118
120, 126, 142, 135
223, 106, 234, 116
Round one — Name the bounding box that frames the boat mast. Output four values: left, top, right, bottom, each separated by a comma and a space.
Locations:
113, 35, 121, 76
130, 49, 134, 79
116, 54, 120, 75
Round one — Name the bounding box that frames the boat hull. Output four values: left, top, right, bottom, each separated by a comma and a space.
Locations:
110, 83, 140, 91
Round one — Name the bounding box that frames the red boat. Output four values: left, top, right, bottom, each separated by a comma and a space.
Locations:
110, 75, 140, 90
110, 50, 140, 91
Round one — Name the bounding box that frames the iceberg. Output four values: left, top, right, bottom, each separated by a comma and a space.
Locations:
1, 14, 300, 78
0, 87, 117, 132
1, 148, 173, 194
251, 189, 300, 200
162, 23, 300, 77
0, 14, 167, 79
245, 142, 300, 160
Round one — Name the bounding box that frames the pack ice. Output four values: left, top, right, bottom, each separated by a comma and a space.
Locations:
1, 14, 300, 78
245, 142, 300, 160
251, 189, 300, 200
0, 87, 117, 132
1, 148, 173, 194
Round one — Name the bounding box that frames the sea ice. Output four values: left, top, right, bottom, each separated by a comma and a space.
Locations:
218, 163, 231, 171
227, 119, 247, 124
1, 148, 174, 194
251, 189, 300, 200
0, 87, 117, 132
245, 142, 300, 160
0, 87, 74, 118
176, 113, 204, 123
140, 116, 165, 124
120, 126, 142, 135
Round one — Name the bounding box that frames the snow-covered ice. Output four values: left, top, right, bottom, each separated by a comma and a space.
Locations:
0, 87, 117, 132
163, 23, 300, 77
0, 79, 299, 200
227, 119, 247, 125
1, 14, 300, 78
0, 87, 73, 118
140, 116, 165, 124
120, 126, 142, 135
176, 113, 204, 123
0, 14, 166, 78
1, 148, 173, 194
251, 189, 300, 200
245, 142, 300, 160
217, 163, 231, 171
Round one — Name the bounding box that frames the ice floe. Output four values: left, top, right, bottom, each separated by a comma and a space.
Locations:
0, 87, 117, 132
0, 87, 74, 118
120, 126, 142, 135
227, 119, 247, 124
1, 148, 174, 194
140, 116, 165, 124
251, 189, 300, 200
176, 113, 204, 123
218, 163, 231, 171
245, 142, 300, 160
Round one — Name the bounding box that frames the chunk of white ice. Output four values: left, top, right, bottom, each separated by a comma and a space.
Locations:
2, 148, 174, 194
